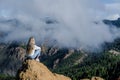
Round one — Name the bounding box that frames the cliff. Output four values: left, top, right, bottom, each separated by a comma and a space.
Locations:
17, 60, 71, 80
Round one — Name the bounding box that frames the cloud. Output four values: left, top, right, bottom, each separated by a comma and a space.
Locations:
0, 0, 120, 51
106, 14, 120, 20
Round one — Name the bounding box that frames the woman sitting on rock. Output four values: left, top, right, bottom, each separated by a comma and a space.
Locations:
26, 36, 41, 61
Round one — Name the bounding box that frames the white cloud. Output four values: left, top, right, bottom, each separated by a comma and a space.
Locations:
0, 0, 120, 51
106, 14, 120, 20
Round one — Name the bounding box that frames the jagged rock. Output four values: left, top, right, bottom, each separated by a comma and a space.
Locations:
15, 47, 26, 60
48, 47, 59, 56
17, 60, 71, 80
80, 77, 104, 80
53, 59, 60, 69
0, 44, 26, 76
80, 76, 104, 80
63, 49, 74, 59
74, 53, 88, 65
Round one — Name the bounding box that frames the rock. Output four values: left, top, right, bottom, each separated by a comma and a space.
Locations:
80, 78, 90, 80
0, 45, 26, 76
91, 76, 104, 80
109, 50, 120, 55
80, 77, 104, 80
63, 49, 74, 59
53, 59, 60, 69
15, 47, 26, 60
17, 60, 71, 80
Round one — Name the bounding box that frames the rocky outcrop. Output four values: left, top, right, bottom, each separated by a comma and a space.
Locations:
91, 77, 104, 80
81, 76, 104, 80
17, 60, 71, 80
109, 50, 120, 55
63, 49, 74, 59
0, 44, 26, 76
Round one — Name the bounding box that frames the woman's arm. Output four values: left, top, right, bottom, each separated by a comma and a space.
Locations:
34, 45, 41, 51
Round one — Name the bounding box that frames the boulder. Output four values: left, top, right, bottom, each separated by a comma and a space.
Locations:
17, 60, 71, 80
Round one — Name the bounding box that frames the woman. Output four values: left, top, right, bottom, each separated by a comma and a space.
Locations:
26, 37, 41, 61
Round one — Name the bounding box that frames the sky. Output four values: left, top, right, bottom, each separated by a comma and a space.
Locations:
0, 0, 119, 20
102, 0, 120, 20
101, 0, 114, 3
0, 0, 120, 51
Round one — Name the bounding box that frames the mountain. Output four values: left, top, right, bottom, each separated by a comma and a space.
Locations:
0, 42, 26, 76
16, 60, 71, 80
0, 18, 120, 80
102, 17, 120, 51
103, 18, 120, 28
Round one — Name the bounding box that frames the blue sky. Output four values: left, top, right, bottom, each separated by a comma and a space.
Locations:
0, 0, 120, 20
100, 0, 120, 20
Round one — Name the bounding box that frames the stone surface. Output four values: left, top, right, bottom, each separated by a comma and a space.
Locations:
17, 60, 71, 80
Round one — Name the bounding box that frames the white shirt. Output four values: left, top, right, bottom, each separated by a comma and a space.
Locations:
27, 45, 41, 57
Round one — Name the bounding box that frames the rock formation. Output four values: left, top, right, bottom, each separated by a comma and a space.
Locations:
81, 76, 104, 80
0, 44, 26, 76
91, 76, 104, 80
17, 60, 71, 80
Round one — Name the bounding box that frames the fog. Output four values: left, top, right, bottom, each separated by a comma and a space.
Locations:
0, 0, 120, 51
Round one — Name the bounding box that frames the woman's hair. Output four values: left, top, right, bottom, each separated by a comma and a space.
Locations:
26, 37, 35, 54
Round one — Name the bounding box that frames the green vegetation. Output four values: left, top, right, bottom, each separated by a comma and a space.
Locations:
52, 52, 120, 80
42, 48, 69, 68
0, 74, 15, 80
41, 44, 120, 80
104, 38, 120, 51
55, 52, 83, 69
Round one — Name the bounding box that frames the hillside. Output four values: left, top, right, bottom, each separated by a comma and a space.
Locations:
0, 42, 26, 76
52, 51, 120, 80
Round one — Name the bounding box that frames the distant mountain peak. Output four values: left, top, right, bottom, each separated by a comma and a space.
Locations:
103, 17, 120, 28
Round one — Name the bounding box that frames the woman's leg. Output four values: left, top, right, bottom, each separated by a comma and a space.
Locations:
34, 50, 41, 61
35, 50, 41, 58
30, 50, 41, 59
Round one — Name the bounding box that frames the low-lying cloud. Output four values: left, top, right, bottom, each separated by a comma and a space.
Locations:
0, 0, 120, 51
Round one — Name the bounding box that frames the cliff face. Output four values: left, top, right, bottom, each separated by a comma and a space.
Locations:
0, 43, 26, 76
17, 60, 71, 80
